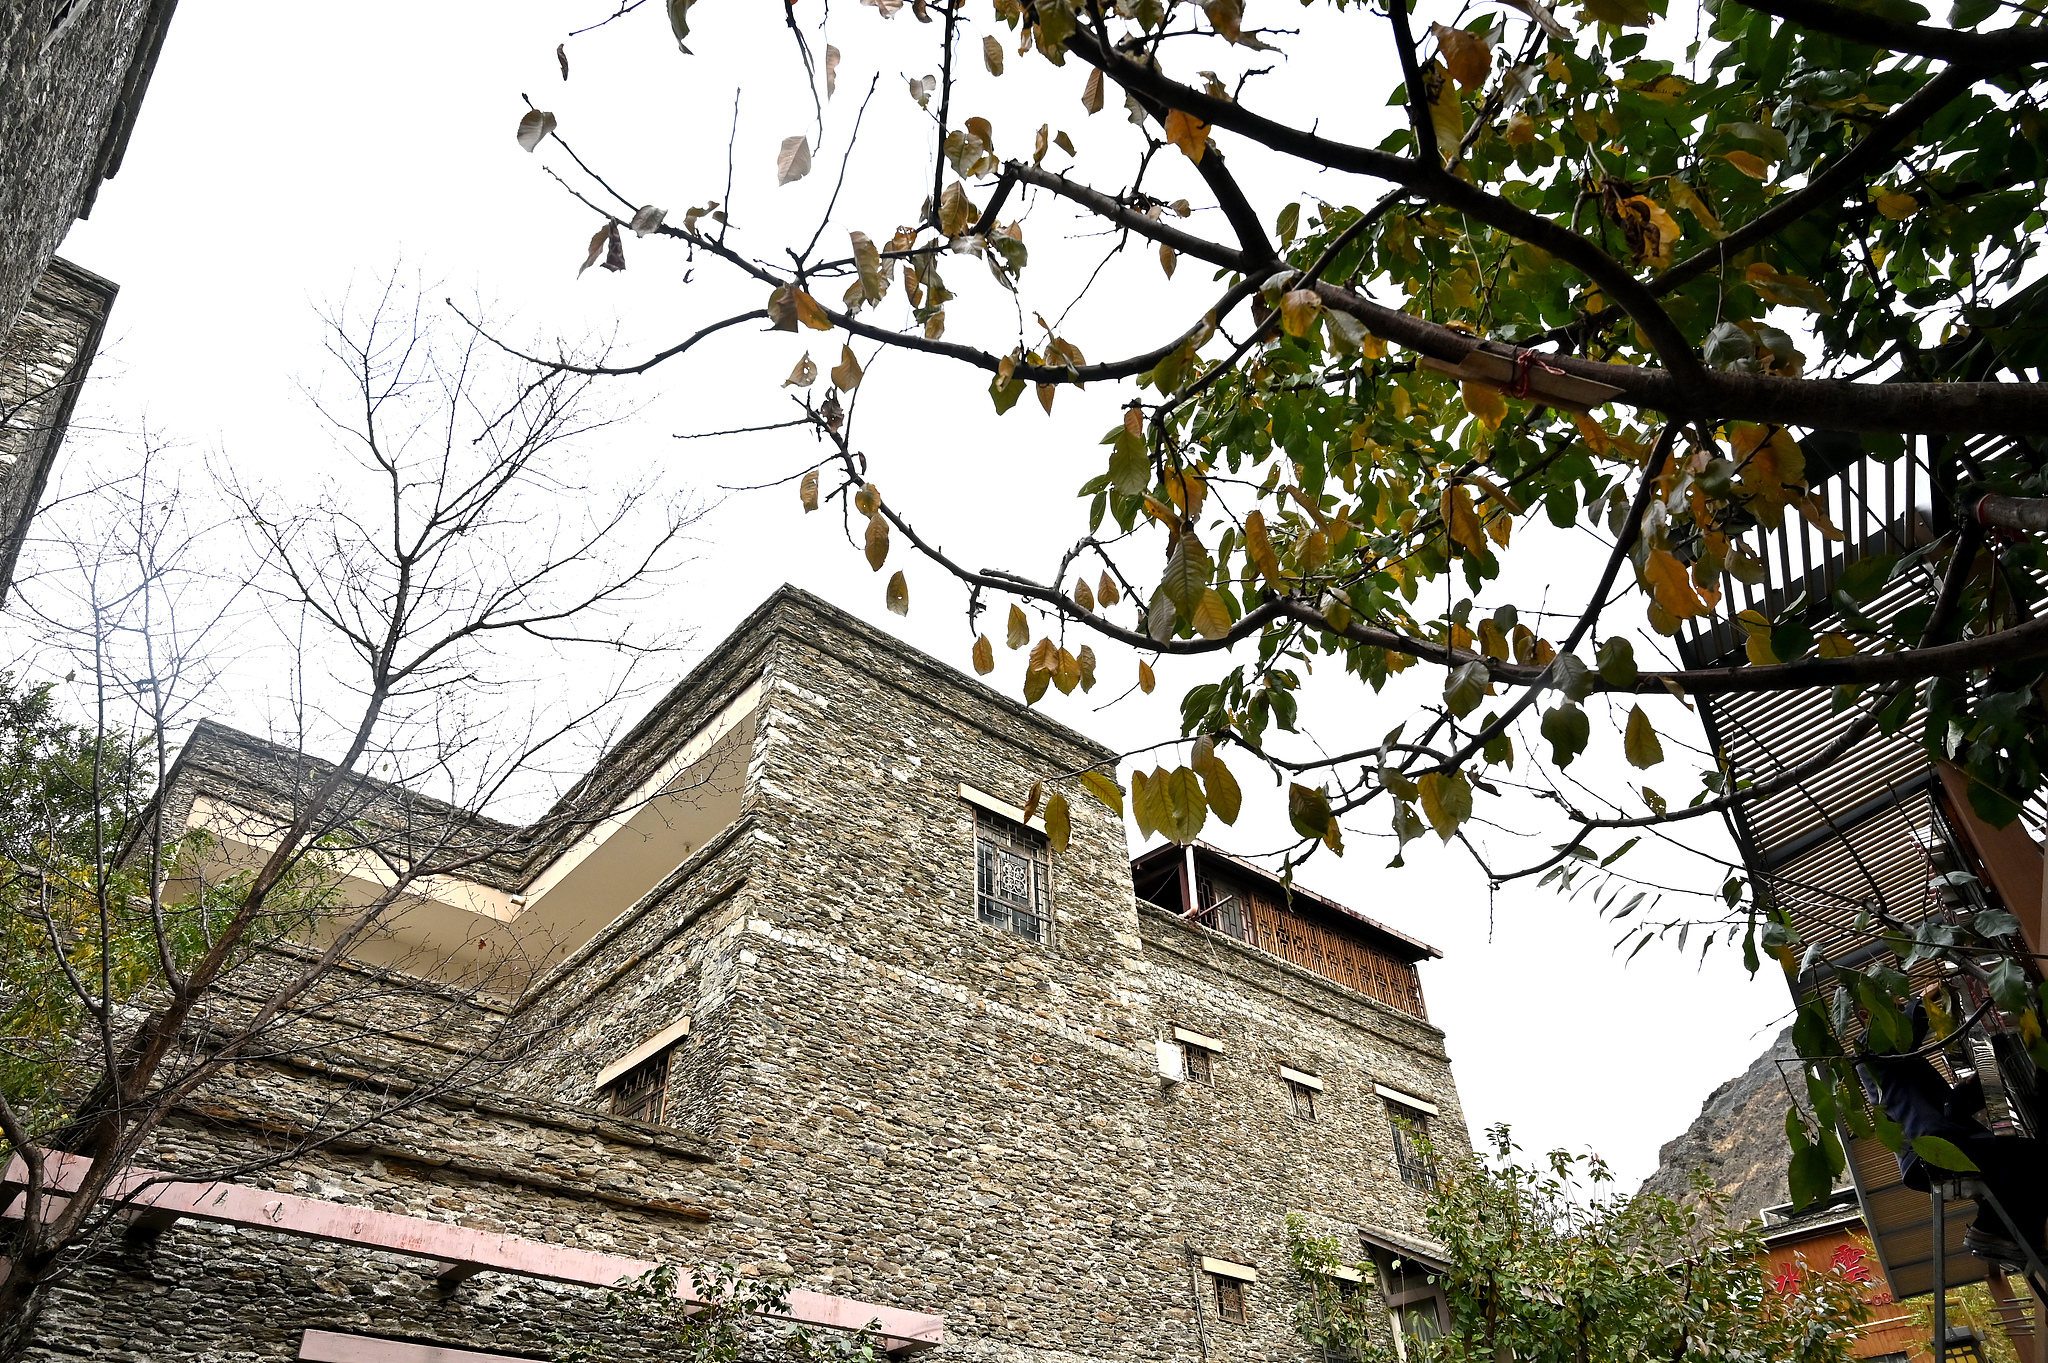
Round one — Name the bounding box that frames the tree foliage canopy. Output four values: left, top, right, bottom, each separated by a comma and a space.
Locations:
516, 0, 2048, 1199
523, 0, 2048, 857
1289, 1129, 1875, 1363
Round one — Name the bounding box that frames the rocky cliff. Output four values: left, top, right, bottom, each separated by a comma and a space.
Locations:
1638, 1026, 1802, 1225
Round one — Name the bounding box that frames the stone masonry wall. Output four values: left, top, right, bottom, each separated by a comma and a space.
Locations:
0, 0, 165, 336
18, 589, 1469, 1363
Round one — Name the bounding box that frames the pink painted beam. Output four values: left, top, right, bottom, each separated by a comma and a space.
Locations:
301, 1329, 532, 1363
3, 1152, 942, 1352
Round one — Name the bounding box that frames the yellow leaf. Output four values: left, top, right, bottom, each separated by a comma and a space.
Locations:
831, 344, 863, 391
784, 352, 818, 387
972, 634, 995, 674
1431, 22, 1493, 91
938, 180, 976, 235
1485, 507, 1511, 548
1077, 644, 1097, 691
1506, 111, 1536, 146
886, 570, 909, 615
1053, 646, 1082, 694
793, 289, 834, 330
1073, 577, 1096, 612
1008, 604, 1030, 649
982, 32, 1004, 75
1666, 178, 1722, 235
1191, 588, 1232, 640
1043, 791, 1071, 852
1441, 483, 1488, 557
1875, 190, 1918, 220
1461, 380, 1507, 430
1163, 109, 1210, 163
1571, 411, 1611, 456
1190, 736, 1243, 825
1245, 510, 1282, 584
1159, 242, 1177, 278
1027, 636, 1057, 676
1081, 67, 1104, 115
1642, 548, 1708, 619
1097, 572, 1120, 606
1139, 660, 1156, 694
864, 511, 890, 571
800, 468, 820, 512
1817, 631, 1857, 659
1426, 61, 1463, 161
855, 482, 881, 515
1719, 150, 1769, 180
1022, 780, 1044, 824
1737, 608, 1779, 665
1036, 382, 1056, 415
1279, 289, 1323, 338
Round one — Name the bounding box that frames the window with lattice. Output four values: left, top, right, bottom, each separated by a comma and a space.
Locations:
1181, 1040, 1215, 1085
1289, 1079, 1319, 1120
609, 1049, 670, 1125
1388, 1101, 1435, 1187
1213, 1274, 1249, 1324
975, 807, 1052, 944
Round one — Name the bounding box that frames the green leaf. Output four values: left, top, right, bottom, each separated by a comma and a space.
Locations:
1419, 770, 1473, 842
1788, 1142, 1834, 1211
1444, 661, 1489, 719
1595, 637, 1638, 688
1623, 705, 1664, 769
1540, 703, 1590, 768
1988, 957, 2031, 1014
1109, 426, 1150, 498
1160, 536, 1211, 617
1911, 1135, 1980, 1173
1289, 783, 1333, 839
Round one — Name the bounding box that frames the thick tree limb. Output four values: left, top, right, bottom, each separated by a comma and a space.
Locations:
1312, 284, 2048, 432
1061, 25, 1709, 386
1729, 0, 2048, 65
1654, 62, 1985, 296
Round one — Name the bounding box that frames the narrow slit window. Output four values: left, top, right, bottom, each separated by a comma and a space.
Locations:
1388, 1101, 1435, 1187
1213, 1274, 1249, 1324
609, 1049, 671, 1125
1289, 1079, 1319, 1121
974, 807, 1052, 945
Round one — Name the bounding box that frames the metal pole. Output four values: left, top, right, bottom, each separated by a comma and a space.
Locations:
1935, 1186, 1949, 1362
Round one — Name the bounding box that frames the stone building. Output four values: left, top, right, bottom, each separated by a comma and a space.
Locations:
8, 587, 1471, 1363
0, 0, 179, 602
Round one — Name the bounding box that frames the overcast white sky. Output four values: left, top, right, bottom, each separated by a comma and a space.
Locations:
35, 0, 1797, 1190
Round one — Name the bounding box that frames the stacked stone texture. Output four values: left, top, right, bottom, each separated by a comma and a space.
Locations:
23, 588, 1469, 1363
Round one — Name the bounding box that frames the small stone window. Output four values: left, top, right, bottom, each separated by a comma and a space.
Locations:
1181, 1041, 1215, 1085
1282, 1065, 1322, 1120
1213, 1274, 1249, 1324
975, 807, 1052, 944
1388, 1100, 1435, 1187
609, 1049, 670, 1124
